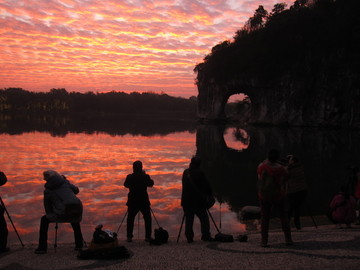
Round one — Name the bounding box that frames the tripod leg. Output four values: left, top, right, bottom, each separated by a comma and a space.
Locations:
207, 209, 220, 233
150, 208, 161, 227
116, 210, 128, 234
0, 197, 24, 247
177, 214, 185, 243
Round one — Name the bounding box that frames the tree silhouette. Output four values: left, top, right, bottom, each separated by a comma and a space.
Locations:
195, 0, 360, 127
0, 88, 197, 117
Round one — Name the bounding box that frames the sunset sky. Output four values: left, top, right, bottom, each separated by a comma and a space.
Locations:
0, 0, 294, 98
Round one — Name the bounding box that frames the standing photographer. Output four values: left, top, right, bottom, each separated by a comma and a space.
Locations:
124, 160, 154, 242
286, 155, 308, 230
181, 156, 214, 243
0, 171, 9, 253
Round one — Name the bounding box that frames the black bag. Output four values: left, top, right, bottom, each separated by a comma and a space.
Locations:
0, 171, 7, 186
236, 234, 248, 242
77, 246, 131, 260
215, 232, 234, 242
151, 227, 169, 245
93, 225, 117, 244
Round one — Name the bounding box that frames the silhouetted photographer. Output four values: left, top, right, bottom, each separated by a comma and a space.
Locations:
181, 156, 215, 243
35, 170, 84, 254
124, 160, 154, 242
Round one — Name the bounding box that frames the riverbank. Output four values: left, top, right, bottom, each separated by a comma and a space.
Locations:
1, 223, 359, 270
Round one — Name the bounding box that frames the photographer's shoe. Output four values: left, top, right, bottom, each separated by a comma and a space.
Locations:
201, 236, 215, 242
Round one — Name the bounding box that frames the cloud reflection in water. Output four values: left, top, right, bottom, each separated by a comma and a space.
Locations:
0, 131, 245, 245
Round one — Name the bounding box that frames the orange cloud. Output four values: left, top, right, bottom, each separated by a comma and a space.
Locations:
0, 0, 295, 97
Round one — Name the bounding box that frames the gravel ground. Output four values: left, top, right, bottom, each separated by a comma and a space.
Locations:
1, 225, 359, 270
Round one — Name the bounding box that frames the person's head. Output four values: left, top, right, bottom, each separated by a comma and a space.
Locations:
267, 149, 280, 163
133, 160, 143, 173
287, 155, 299, 165
43, 170, 59, 181
189, 156, 201, 169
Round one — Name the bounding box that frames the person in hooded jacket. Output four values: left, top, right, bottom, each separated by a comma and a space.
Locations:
35, 170, 84, 254
124, 160, 154, 242
181, 156, 214, 243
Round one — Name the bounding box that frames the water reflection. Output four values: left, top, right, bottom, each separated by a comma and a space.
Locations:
196, 124, 360, 217
1, 127, 245, 244
1, 122, 360, 245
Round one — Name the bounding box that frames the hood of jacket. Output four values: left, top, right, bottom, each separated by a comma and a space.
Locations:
44, 170, 66, 190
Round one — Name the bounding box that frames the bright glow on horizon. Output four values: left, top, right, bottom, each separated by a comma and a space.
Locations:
0, 0, 294, 98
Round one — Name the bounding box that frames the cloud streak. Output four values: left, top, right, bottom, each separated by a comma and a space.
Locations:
0, 0, 295, 97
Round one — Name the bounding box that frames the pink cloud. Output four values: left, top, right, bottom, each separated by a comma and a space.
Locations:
0, 0, 295, 97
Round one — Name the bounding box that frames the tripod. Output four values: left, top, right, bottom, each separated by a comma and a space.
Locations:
0, 195, 24, 247
116, 210, 128, 234
176, 208, 220, 243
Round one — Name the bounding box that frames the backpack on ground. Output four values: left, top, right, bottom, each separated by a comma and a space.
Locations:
154, 227, 169, 244
78, 225, 131, 260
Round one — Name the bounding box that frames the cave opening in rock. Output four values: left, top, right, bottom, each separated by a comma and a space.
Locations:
225, 93, 251, 121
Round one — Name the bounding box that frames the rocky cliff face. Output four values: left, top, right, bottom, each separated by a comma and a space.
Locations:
196, 0, 360, 128
197, 75, 360, 128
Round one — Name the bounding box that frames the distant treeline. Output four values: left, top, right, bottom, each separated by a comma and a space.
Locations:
0, 88, 197, 116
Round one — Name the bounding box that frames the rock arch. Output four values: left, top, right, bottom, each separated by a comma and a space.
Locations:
197, 79, 258, 122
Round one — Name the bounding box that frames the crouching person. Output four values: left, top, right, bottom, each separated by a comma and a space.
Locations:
35, 170, 84, 254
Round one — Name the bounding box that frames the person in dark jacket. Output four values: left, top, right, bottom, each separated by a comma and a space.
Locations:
0, 171, 9, 253
286, 155, 308, 230
181, 156, 214, 243
124, 160, 154, 242
35, 170, 84, 254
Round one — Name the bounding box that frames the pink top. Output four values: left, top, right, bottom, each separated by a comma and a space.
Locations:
257, 160, 288, 200
330, 193, 356, 224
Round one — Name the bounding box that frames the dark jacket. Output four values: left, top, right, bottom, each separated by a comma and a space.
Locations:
124, 171, 154, 207
43, 171, 83, 223
181, 167, 213, 208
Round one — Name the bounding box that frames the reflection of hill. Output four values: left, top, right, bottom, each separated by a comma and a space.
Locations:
0, 113, 197, 136
196, 125, 360, 216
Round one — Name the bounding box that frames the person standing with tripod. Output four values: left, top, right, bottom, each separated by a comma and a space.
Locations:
181, 156, 214, 243
0, 171, 9, 253
124, 160, 154, 242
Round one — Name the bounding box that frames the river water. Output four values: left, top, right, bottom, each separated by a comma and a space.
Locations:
1, 119, 359, 245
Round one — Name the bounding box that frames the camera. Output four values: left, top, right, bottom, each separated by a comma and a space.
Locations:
279, 154, 293, 166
